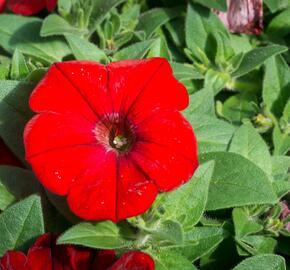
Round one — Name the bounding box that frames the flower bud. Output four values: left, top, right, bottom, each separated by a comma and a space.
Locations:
216, 0, 263, 35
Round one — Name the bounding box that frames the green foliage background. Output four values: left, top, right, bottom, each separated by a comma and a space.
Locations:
0, 0, 290, 269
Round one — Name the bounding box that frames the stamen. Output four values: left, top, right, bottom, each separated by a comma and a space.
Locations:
113, 135, 128, 149
93, 113, 135, 154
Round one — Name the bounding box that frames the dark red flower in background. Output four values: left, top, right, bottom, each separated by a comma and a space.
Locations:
0, 0, 57, 15
216, 0, 263, 35
0, 233, 154, 270
24, 58, 198, 222
0, 138, 22, 167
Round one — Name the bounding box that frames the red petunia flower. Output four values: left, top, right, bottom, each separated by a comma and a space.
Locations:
0, 233, 154, 270
1, 0, 57, 15
216, 0, 263, 35
0, 0, 5, 13
24, 58, 198, 221
108, 251, 154, 270
0, 137, 22, 167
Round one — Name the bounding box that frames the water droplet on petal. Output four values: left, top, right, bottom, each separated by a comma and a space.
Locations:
54, 171, 62, 180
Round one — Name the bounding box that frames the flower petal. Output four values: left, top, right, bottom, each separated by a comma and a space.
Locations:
108, 58, 188, 120
28, 233, 95, 270
131, 142, 197, 192
7, 0, 46, 15
62, 245, 95, 270
29, 64, 98, 122
53, 61, 111, 118
24, 112, 96, 158
136, 111, 197, 160
67, 154, 157, 221
67, 151, 117, 221
28, 145, 109, 196
107, 58, 163, 114
109, 251, 154, 270
27, 233, 54, 270
0, 0, 5, 13
92, 250, 117, 270
0, 251, 29, 270
46, 0, 56, 11
116, 157, 158, 220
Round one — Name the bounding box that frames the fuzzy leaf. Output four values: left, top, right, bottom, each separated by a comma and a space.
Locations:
65, 34, 108, 63
229, 122, 272, 175
184, 115, 235, 153
233, 254, 286, 270
0, 195, 44, 256
58, 221, 133, 249
0, 15, 70, 63
200, 152, 277, 210
136, 7, 181, 38
232, 45, 288, 78
158, 162, 214, 230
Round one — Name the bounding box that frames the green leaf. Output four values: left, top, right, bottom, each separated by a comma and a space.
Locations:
213, 30, 234, 64
185, 2, 227, 60
283, 99, 290, 121
174, 227, 226, 262
114, 31, 134, 49
65, 34, 108, 63
171, 62, 203, 81
58, 0, 72, 16
10, 49, 29, 80
58, 221, 133, 249
222, 93, 257, 125
184, 115, 235, 153
233, 255, 285, 270
229, 122, 272, 175
184, 87, 215, 117
0, 15, 70, 64
199, 152, 277, 211
113, 39, 156, 60
232, 45, 288, 78
267, 8, 290, 36
147, 220, 184, 245
165, 19, 185, 48
26, 68, 47, 83
273, 180, 290, 198
150, 250, 197, 270
0, 166, 42, 210
193, 0, 227, 11
136, 7, 181, 38
273, 125, 290, 155
148, 36, 171, 60
0, 195, 44, 256
237, 235, 277, 256
40, 14, 84, 37
233, 208, 263, 239
263, 56, 290, 117
159, 162, 214, 230
204, 69, 231, 94
89, 0, 126, 31
271, 156, 290, 180
230, 35, 252, 55
0, 183, 14, 212
0, 65, 9, 80
0, 80, 34, 162
264, 0, 288, 13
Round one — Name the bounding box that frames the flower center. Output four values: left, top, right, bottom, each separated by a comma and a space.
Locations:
94, 113, 135, 154
112, 135, 128, 150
